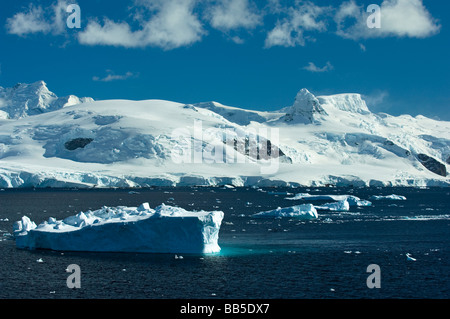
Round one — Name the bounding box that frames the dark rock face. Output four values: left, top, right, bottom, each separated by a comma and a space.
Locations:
65, 138, 94, 151
417, 154, 447, 177
224, 137, 292, 163
447, 156, 450, 165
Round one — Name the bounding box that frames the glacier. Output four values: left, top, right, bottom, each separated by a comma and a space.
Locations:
13, 203, 224, 254
0, 81, 449, 188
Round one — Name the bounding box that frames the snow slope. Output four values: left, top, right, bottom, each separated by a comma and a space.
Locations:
0, 82, 448, 188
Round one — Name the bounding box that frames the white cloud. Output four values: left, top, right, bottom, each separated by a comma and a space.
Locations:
334, 1, 360, 31
265, 1, 330, 48
206, 0, 262, 31
92, 70, 137, 82
303, 61, 334, 73
78, 0, 205, 50
230, 36, 245, 44
336, 0, 441, 39
379, 0, 441, 38
6, 4, 52, 36
78, 19, 142, 48
6, 0, 72, 36
140, 0, 205, 49
265, 0, 285, 15
265, 21, 302, 47
52, 0, 72, 34
6, 0, 441, 50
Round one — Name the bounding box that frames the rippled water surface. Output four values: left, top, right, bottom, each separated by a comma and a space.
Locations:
0, 187, 449, 299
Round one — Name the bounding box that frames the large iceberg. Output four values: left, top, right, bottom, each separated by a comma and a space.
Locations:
13, 203, 224, 254
252, 204, 318, 219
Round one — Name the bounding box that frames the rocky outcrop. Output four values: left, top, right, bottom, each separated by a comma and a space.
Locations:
65, 138, 94, 151
417, 154, 447, 177
224, 137, 292, 163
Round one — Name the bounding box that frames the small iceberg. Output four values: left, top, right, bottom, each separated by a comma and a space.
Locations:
370, 194, 406, 200
286, 193, 371, 207
13, 203, 224, 254
315, 199, 350, 212
406, 253, 417, 261
252, 204, 318, 219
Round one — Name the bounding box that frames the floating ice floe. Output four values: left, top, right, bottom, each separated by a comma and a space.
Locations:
406, 253, 416, 261
398, 214, 450, 221
267, 191, 293, 196
286, 193, 372, 207
13, 203, 224, 254
314, 199, 350, 212
252, 204, 318, 219
369, 194, 407, 200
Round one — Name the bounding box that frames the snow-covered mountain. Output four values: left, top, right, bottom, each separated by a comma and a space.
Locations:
0, 81, 93, 119
0, 81, 448, 188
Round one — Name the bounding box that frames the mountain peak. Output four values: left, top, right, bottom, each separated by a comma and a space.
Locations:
12, 80, 50, 93
0, 81, 93, 119
294, 89, 321, 108
284, 88, 327, 123
28, 80, 47, 88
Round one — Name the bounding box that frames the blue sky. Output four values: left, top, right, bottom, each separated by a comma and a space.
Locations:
0, 0, 449, 120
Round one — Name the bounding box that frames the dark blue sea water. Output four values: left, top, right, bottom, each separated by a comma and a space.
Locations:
0, 187, 449, 299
